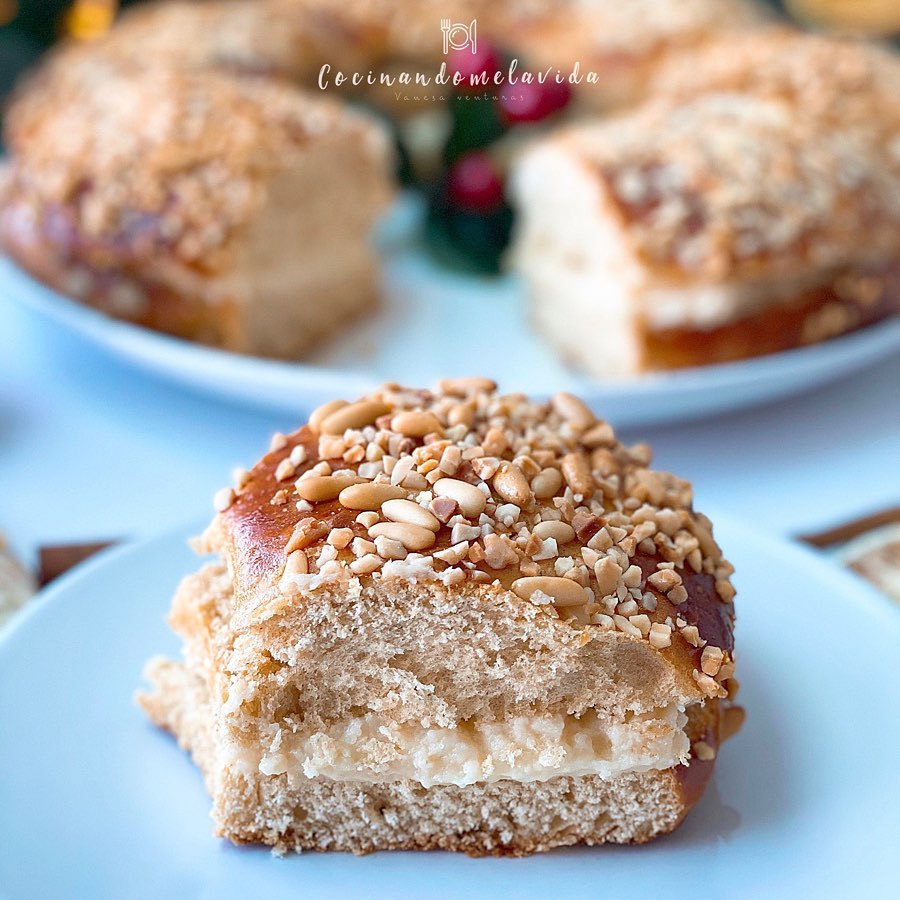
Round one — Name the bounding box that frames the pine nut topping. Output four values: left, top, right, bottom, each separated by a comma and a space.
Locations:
295, 475, 365, 502
391, 410, 443, 438
350, 554, 383, 575
437, 377, 497, 396
434, 478, 486, 518
511, 576, 588, 608
308, 400, 347, 433
213, 486, 235, 512
531, 467, 564, 499
561, 452, 594, 496
368, 522, 436, 551
551, 392, 596, 430
234, 380, 735, 698
285, 519, 329, 552
274, 458, 296, 482
319, 401, 391, 435
282, 549, 309, 577
533, 521, 576, 544
381, 498, 441, 531
338, 482, 407, 510
492, 463, 533, 506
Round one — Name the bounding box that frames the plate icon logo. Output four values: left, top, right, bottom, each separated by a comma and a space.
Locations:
441, 18, 477, 54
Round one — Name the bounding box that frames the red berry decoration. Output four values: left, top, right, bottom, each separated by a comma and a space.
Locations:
446, 151, 505, 214
499, 78, 573, 124
447, 40, 502, 95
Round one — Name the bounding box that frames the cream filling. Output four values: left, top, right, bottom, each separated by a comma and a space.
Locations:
253, 706, 689, 788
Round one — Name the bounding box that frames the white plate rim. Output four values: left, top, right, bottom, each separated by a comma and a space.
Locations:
1, 512, 900, 899
4, 251, 899, 425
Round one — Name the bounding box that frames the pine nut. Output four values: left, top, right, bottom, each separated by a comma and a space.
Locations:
282, 550, 309, 576
338, 482, 407, 510
581, 422, 615, 448
368, 522, 436, 551
319, 400, 391, 435
437, 377, 497, 396
350, 554, 383, 575
492, 463, 533, 506
391, 410, 443, 438
561, 452, 594, 496
381, 498, 440, 531
295, 474, 364, 502
511, 576, 587, 608
213, 486, 235, 512
308, 399, 347, 433
614, 615, 643, 638
533, 521, 575, 544
531, 467, 563, 499
447, 402, 475, 427
551, 392, 595, 430
512, 454, 541, 480
285, 519, 329, 552
275, 459, 296, 482
434, 478, 486, 518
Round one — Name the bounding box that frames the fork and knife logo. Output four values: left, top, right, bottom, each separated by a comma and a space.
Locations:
441, 17, 477, 54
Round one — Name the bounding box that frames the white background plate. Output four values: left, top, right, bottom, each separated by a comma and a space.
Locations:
3, 196, 899, 428
1, 515, 898, 899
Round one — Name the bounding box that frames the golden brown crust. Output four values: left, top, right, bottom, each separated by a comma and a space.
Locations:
212, 382, 736, 700
0, 188, 245, 346
640, 262, 900, 369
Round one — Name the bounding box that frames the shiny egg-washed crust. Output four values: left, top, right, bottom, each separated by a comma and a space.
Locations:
551, 31, 900, 284
1, 55, 389, 270
208, 381, 736, 705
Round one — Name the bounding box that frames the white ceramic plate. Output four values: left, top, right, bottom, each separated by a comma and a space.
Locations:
1, 515, 898, 899
3, 197, 899, 428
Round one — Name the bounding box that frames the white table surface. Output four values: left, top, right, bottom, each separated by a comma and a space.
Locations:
1, 294, 898, 572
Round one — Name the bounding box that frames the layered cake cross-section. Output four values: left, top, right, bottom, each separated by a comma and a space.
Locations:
139, 380, 740, 855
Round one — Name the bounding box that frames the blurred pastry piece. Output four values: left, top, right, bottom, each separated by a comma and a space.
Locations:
0, 534, 35, 627
501, 0, 768, 112
784, 0, 900, 36
509, 35, 900, 376
0, 54, 394, 357
92, 0, 389, 82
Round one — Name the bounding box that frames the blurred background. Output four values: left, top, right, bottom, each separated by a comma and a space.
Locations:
4, 0, 900, 130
